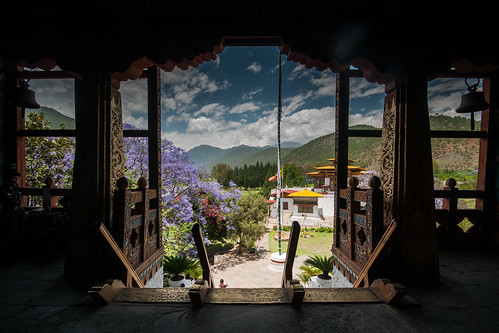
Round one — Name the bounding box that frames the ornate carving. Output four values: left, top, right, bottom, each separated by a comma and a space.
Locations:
110, 79, 125, 189
380, 84, 397, 228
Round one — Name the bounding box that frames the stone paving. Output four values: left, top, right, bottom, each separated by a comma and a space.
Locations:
210, 218, 351, 288
211, 230, 308, 288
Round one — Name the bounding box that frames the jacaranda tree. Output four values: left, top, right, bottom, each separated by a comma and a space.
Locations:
123, 123, 241, 256
24, 112, 75, 206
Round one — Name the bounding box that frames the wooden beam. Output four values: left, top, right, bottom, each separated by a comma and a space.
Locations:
97, 223, 144, 288
192, 223, 214, 287
189, 280, 210, 308
222, 36, 282, 46
123, 129, 149, 137
281, 221, 304, 307
88, 279, 125, 305
430, 130, 487, 138
18, 129, 76, 137
353, 219, 397, 288
282, 221, 301, 284
370, 278, 408, 305
348, 129, 382, 137
19, 187, 71, 196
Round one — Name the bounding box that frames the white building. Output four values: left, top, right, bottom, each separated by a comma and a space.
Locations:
267, 187, 335, 226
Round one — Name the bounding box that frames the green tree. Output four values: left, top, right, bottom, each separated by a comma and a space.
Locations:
211, 163, 231, 187
228, 192, 267, 253
260, 168, 275, 196
283, 164, 306, 187
24, 112, 74, 205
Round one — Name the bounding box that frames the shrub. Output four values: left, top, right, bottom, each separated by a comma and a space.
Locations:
304, 253, 334, 279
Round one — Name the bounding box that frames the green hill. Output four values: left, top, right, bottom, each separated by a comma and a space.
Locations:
28, 106, 75, 129
237, 147, 294, 168
284, 115, 480, 175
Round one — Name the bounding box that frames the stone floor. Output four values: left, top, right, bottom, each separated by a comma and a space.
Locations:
1, 248, 499, 332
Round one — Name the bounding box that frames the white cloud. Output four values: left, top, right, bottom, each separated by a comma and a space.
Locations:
193, 103, 228, 117
229, 102, 260, 114
279, 107, 336, 143
163, 105, 338, 151
162, 67, 229, 113
350, 78, 384, 98
121, 79, 148, 120
287, 63, 309, 81
309, 72, 336, 97
29, 79, 75, 117
123, 115, 148, 129
428, 91, 462, 115
283, 91, 314, 114
428, 78, 464, 96
428, 78, 467, 115
349, 109, 384, 128
247, 62, 262, 73
242, 88, 263, 100
186, 116, 226, 134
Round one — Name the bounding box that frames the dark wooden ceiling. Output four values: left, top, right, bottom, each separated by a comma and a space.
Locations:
1, 1, 497, 82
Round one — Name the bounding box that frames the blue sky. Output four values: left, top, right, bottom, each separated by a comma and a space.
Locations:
29, 46, 476, 151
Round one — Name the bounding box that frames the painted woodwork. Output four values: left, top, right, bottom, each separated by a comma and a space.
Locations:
434, 178, 484, 249
332, 176, 383, 283
112, 178, 162, 286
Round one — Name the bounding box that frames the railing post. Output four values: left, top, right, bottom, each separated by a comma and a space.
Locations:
112, 177, 131, 254
367, 176, 384, 247
281, 221, 303, 307
136, 177, 149, 262
347, 177, 360, 260
442, 178, 459, 247
191, 223, 213, 288
282, 221, 301, 285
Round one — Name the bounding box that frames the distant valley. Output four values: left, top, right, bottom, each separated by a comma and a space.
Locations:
32, 107, 480, 175
189, 115, 481, 174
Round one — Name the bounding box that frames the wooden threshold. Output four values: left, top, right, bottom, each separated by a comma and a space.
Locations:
113, 287, 382, 304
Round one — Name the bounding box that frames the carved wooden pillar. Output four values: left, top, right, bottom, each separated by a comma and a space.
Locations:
147, 66, 162, 250
65, 72, 124, 286
334, 72, 349, 248
380, 75, 439, 285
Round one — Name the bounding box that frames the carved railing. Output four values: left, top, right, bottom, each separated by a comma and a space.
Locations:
111, 177, 163, 286
434, 178, 484, 250
332, 176, 383, 283
19, 187, 72, 209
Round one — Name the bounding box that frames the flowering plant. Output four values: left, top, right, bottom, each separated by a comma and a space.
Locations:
123, 123, 240, 256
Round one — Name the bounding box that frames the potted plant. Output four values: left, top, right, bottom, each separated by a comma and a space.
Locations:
163, 255, 199, 287
304, 253, 334, 287
297, 263, 321, 286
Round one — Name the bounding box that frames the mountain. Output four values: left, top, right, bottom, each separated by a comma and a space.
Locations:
190, 115, 480, 175
189, 145, 267, 170
238, 147, 294, 167
28, 106, 75, 129
212, 145, 264, 168
188, 145, 228, 168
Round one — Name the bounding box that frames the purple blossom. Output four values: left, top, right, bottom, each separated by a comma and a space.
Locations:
123, 123, 240, 255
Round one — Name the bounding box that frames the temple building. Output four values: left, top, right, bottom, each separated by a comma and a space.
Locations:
307, 158, 367, 192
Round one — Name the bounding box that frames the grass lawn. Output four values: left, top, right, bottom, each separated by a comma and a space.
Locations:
268, 230, 333, 256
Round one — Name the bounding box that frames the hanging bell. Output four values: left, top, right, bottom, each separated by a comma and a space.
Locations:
8, 80, 40, 109
455, 77, 489, 130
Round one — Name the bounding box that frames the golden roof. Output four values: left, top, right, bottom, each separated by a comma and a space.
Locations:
287, 189, 324, 198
